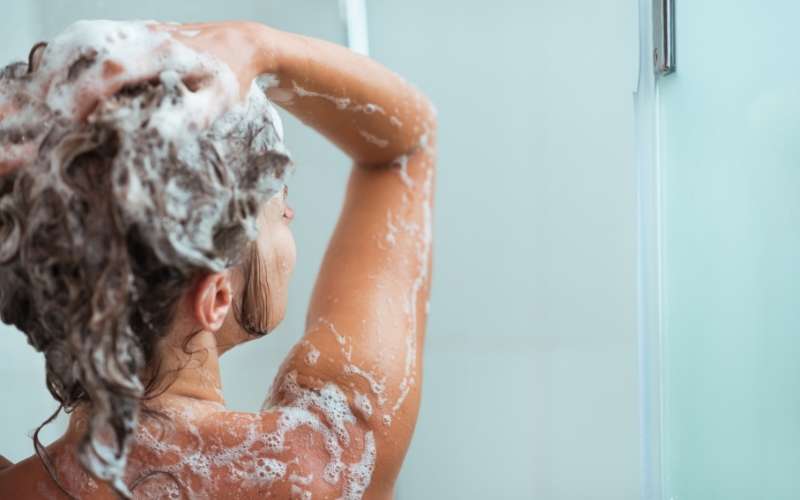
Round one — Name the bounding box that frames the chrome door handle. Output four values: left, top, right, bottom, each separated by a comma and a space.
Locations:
654, 0, 676, 75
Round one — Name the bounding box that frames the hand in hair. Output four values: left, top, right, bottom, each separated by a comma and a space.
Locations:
150, 21, 280, 98
58, 21, 277, 120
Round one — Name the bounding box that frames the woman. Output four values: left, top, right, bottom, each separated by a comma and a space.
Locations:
0, 19, 436, 499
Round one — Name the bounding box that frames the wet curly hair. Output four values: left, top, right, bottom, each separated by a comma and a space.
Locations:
0, 43, 291, 498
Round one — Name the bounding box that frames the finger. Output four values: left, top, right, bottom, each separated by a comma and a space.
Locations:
27, 42, 48, 74
147, 21, 208, 35
0, 143, 36, 175
145, 21, 182, 32
66, 44, 170, 119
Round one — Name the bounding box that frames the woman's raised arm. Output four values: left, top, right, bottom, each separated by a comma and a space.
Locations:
248, 23, 438, 495
167, 21, 436, 164
260, 26, 436, 165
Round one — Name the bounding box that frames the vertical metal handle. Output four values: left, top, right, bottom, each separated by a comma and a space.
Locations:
654, 0, 675, 75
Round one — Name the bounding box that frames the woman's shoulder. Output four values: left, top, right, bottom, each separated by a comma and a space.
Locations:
0, 453, 43, 499
0, 440, 115, 500
0, 404, 386, 499
129, 405, 357, 498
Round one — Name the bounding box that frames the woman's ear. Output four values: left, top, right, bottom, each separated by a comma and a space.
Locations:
193, 271, 234, 332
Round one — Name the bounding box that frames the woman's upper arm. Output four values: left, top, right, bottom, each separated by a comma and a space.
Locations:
267, 139, 436, 493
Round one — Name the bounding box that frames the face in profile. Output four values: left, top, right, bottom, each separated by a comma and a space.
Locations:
211, 186, 296, 353
254, 185, 297, 328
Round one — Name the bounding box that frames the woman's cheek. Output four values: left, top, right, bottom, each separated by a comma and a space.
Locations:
288, 228, 297, 266
268, 226, 295, 278
282, 229, 297, 277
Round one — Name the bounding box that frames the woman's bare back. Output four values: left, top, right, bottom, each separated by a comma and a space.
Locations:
1, 395, 383, 499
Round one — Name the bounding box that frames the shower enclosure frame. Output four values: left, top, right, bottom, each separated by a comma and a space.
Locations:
636, 0, 673, 498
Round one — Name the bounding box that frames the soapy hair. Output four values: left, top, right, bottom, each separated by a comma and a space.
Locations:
0, 43, 290, 498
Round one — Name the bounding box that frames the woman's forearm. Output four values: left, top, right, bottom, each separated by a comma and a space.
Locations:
258, 25, 436, 166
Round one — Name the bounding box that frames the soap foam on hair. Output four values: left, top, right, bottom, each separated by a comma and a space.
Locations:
0, 19, 292, 498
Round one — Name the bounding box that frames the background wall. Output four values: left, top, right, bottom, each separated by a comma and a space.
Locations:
0, 1, 639, 498
658, 2, 800, 499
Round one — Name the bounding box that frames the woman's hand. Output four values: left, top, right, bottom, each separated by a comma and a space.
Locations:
151, 21, 279, 98
40, 20, 277, 122
64, 21, 276, 120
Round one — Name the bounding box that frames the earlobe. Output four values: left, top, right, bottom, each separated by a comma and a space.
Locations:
194, 272, 234, 332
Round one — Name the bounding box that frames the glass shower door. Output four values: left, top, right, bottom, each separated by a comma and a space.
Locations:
642, 1, 800, 499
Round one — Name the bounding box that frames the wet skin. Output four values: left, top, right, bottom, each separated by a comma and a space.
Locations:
0, 20, 436, 500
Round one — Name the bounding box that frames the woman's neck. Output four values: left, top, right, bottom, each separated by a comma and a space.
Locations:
151, 329, 226, 406
63, 329, 226, 443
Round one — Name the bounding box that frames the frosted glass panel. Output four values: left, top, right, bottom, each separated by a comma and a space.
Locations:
659, 2, 800, 499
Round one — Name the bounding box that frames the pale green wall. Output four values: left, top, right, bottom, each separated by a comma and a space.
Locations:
0, 2, 640, 498
659, 2, 800, 499
368, 1, 639, 498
